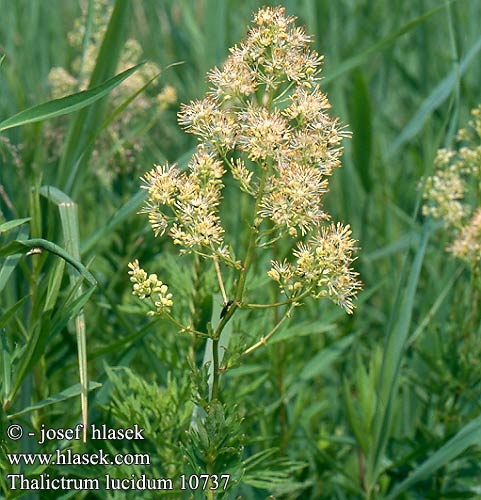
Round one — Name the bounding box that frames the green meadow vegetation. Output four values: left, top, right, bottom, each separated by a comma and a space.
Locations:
1, 0, 481, 498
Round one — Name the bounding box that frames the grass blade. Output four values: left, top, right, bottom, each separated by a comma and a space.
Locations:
323, 2, 455, 85
0, 64, 142, 132
0, 218, 31, 234
40, 185, 90, 442
386, 414, 481, 499
58, 0, 130, 192
81, 189, 147, 255
300, 334, 357, 381
0, 225, 29, 293
366, 226, 430, 489
7, 381, 101, 419
7, 286, 95, 407
0, 238, 96, 286
0, 296, 27, 331
350, 70, 372, 193
1, 327, 12, 404
389, 33, 481, 155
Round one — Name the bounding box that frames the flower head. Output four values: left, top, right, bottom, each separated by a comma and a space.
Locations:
269, 223, 362, 313
423, 104, 481, 266
128, 260, 173, 313
135, 6, 360, 314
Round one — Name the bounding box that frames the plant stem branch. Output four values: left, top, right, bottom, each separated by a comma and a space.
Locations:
213, 255, 228, 304
242, 289, 312, 309
242, 304, 295, 356
212, 337, 220, 401
213, 164, 269, 339
161, 310, 209, 338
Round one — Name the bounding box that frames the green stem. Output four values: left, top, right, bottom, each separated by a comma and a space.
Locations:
234, 169, 268, 300
243, 301, 291, 309
213, 163, 269, 339
212, 337, 220, 401
242, 303, 295, 356
206, 460, 215, 500
242, 289, 312, 309
206, 161, 270, 407
161, 310, 209, 338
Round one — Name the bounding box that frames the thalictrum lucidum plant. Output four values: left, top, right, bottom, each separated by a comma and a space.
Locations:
128, 5, 362, 484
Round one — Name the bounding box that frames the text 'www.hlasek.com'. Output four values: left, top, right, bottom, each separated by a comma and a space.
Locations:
5, 423, 230, 492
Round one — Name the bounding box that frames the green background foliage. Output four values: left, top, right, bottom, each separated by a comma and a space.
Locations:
1, 0, 481, 498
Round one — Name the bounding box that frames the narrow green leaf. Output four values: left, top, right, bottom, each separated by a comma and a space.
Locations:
203, 294, 230, 399
7, 381, 101, 419
44, 259, 66, 312
300, 334, 357, 381
0, 225, 29, 293
343, 378, 369, 454
78, 0, 95, 81
0, 238, 96, 286
58, 0, 131, 192
40, 185, 89, 442
81, 188, 147, 255
323, 2, 455, 85
366, 227, 430, 488
389, 33, 481, 155
39, 185, 74, 205
269, 322, 337, 344
60, 201, 89, 442
386, 413, 481, 499
8, 287, 95, 404
0, 63, 143, 132
408, 266, 461, 346
1, 327, 12, 403
363, 232, 420, 262
0, 218, 31, 234
40, 186, 72, 312
350, 70, 372, 193
0, 296, 28, 331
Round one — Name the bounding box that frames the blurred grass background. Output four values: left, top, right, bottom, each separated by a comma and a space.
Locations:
1, 0, 481, 498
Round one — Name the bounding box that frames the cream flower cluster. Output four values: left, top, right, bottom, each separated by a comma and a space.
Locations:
47, 0, 176, 185
139, 6, 361, 313
128, 260, 173, 313
423, 105, 481, 266
49, 1, 176, 115
268, 224, 361, 313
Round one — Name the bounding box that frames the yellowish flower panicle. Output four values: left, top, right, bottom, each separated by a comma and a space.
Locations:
423, 149, 467, 229
260, 164, 329, 236
228, 158, 255, 195
178, 99, 238, 151
128, 260, 173, 314
156, 84, 177, 111
142, 164, 181, 206
208, 53, 258, 99
173, 6, 349, 237
268, 223, 361, 313
238, 105, 289, 162
423, 104, 481, 267
449, 208, 481, 266
141, 145, 225, 251
135, 6, 361, 315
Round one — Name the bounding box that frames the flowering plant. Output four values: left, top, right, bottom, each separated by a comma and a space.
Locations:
128, 6, 361, 486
